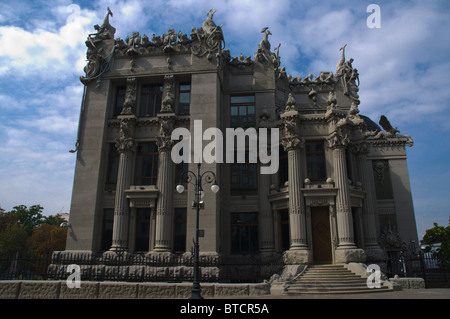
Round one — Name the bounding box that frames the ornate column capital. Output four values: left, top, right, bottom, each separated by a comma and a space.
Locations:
280, 93, 304, 151
115, 116, 136, 152
327, 117, 351, 149
157, 113, 177, 151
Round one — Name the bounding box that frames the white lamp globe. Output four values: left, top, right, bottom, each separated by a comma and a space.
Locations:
176, 184, 185, 194
211, 184, 220, 194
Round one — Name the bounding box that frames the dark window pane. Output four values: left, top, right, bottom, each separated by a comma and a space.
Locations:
135, 208, 150, 251
231, 213, 258, 253
113, 86, 126, 117
140, 84, 163, 117
106, 144, 120, 184
230, 95, 255, 128
135, 143, 158, 185
231, 96, 255, 104
101, 209, 114, 251
306, 141, 327, 181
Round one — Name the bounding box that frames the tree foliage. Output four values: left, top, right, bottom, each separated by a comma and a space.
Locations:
8, 205, 44, 235
26, 224, 67, 255
0, 205, 67, 257
0, 222, 28, 255
423, 222, 450, 270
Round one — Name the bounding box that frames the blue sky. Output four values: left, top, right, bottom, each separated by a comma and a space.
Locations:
0, 0, 449, 239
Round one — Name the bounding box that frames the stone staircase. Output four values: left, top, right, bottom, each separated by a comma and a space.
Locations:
285, 264, 392, 294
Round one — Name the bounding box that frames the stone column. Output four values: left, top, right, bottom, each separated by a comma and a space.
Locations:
280, 94, 311, 264
327, 131, 365, 263
354, 142, 384, 261
110, 77, 137, 252
110, 115, 136, 251
332, 144, 355, 248
153, 113, 176, 252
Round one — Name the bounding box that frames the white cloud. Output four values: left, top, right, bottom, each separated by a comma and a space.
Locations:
0, 4, 96, 78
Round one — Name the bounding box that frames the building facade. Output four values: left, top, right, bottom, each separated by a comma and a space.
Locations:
62, 9, 418, 270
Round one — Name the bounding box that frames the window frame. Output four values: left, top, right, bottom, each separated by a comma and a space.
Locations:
305, 140, 327, 181
230, 95, 256, 129
139, 83, 163, 117
113, 85, 127, 117
231, 212, 259, 254
135, 142, 159, 186
178, 82, 191, 115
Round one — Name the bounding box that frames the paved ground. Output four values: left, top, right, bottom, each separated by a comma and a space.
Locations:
214, 288, 450, 299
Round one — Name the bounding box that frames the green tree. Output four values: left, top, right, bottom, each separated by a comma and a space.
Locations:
8, 205, 44, 235
0, 212, 19, 233
0, 222, 28, 255
423, 222, 450, 270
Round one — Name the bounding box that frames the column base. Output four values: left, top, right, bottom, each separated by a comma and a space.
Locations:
364, 246, 386, 262
334, 248, 366, 263
283, 249, 312, 265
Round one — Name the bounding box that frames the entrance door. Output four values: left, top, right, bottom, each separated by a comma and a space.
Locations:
311, 206, 332, 264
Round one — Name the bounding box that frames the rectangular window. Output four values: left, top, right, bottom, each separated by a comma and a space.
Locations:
231, 151, 257, 190
101, 209, 114, 251
113, 86, 126, 117
306, 141, 327, 181
178, 83, 191, 115
140, 84, 163, 117
106, 143, 120, 184
135, 143, 159, 185
230, 95, 256, 128
174, 208, 187, 252
231, 213, 259, 254
135, 208, 151, 252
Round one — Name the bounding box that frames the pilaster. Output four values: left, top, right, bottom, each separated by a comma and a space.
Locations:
326, 111, 365, 263
153, 113, 176, 252
280, 94, 311, 264
110, 115, 136, 251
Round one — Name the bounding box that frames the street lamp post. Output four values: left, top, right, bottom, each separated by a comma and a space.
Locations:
176, 163, 219, 299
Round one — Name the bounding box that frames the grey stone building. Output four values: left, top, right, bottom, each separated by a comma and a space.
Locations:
61, 9, 418, 274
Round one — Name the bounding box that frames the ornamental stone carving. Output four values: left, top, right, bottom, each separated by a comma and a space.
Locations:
335, 44, 360, 104
365, 115, 414, 147
121, 78, 137, 115
161, 75, 175, 113
254, 27, 281, 67
191, 9, 225, 59
116, 117, 136, 152
281, 94, 304, 151
285, 93, 297, 112
157, 114, 176, 151
80, 8, 116, 85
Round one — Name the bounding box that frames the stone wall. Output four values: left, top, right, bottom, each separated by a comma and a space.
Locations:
0, 280, 270, 299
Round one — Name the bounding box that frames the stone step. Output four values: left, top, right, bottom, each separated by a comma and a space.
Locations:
286, 286, 391, 294
289, 281, 368, 287
284, 264, 393, 295
304, 268, 353, 273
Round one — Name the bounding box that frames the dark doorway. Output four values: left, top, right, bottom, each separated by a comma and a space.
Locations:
311, 206, 332, 264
